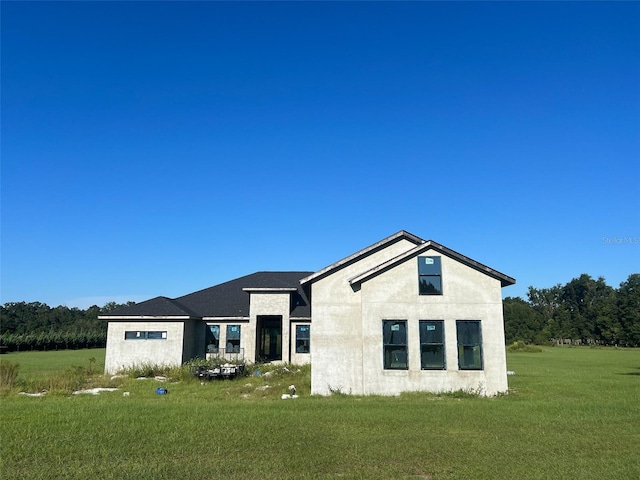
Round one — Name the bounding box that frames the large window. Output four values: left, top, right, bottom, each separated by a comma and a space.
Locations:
226, 325, 241, 353
383, 320, 408, 370
456, 321, 483, 370
124, 331, 167, 340
295, 325, 310, 353
418, 256, 442, 295
207, 325, 220, 353
419, 320, 445, 369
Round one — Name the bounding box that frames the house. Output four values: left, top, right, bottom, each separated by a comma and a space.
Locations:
100, 230, 515, 396
100, 271, 313, 374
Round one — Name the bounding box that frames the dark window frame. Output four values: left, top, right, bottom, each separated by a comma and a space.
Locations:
207, 324, 220, 353
456, 320, 483, 370
295, 325, 310, 354
226, 325, 241, 353
383, 320, 408, 370
124, 331, 167, 340
419, 320, 445, 370
418, 256, 443, 295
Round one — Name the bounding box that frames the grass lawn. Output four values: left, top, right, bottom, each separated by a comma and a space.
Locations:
2, 348, 105, 382
1, 347, 639, 479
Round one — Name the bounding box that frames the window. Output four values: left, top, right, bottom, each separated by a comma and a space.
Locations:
226, 325, 241, 353
383, 320, 408, 370
295, 325, 310, 353
419, 320, 445, 369
124, 331, 166, 340
457, 321, 483, 370
418, 256, 442, 295
207, 325, 220, 353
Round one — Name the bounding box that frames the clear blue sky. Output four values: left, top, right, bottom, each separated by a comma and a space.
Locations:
2, 1, 639, 309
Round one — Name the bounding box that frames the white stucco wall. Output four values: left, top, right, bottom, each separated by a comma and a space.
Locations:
310, 238, 419, 395
104, 321, 188, 374
311, 245, 509, 396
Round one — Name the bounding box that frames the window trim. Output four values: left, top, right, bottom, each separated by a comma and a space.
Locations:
226, 324, 241, 353
419, 320, 445, 370
382, 320, 408, 370
418, 256, 443, 295
295, 325, 310, 354
456, 320, 483, 370
124, 331, 167, 340
207, 324, 220, 353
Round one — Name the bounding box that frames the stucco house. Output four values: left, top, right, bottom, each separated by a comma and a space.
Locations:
100, 230, 515, 396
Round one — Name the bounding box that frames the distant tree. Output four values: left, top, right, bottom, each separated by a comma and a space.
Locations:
503, 297, 544, 344
560, 275, 616, 344
0, 299, 136, 351
618, 274, 640, 346
527, 285, 566, 342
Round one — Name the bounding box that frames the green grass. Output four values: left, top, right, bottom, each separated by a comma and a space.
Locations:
1, 348, 105, 393
1, 347, 639, 479
2, 348, 105, 382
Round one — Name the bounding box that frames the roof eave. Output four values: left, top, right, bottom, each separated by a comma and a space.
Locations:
348, 240, 516, 288
301, 230, 425, 285
241, 287, 298, 292
98, 315, 200, 321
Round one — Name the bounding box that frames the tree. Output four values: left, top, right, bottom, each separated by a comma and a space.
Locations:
503, 296, 544, 344
527, 285, 566, 342
618, 274, 640, 346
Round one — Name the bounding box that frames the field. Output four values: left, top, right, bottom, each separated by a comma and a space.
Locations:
1, 347, 639, 479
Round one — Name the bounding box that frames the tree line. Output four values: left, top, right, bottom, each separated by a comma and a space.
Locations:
503, 273, 640, 346
1, 273, 639, 352
0, 301, 133, 352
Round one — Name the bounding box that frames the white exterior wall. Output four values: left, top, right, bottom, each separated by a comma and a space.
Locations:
104, 321, 187, 374
311, 245, 509, 396
360, 252, 508, 396
310, 239, 419, 395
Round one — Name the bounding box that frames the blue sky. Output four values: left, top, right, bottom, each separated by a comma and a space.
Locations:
2, 1, 639, 308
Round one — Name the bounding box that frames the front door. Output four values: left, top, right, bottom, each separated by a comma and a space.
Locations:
256, 316, 282, 362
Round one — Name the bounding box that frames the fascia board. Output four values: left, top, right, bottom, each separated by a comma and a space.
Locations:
202, 317, 251, 321
97, 315, 198, 321
348, 240, 516, 288
241, 287, 298, 292
300, 230, 425, 285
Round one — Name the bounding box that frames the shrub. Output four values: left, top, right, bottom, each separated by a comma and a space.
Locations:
507, 341, 543, 353
0, 360, 19, 388
117, 362, 204, 381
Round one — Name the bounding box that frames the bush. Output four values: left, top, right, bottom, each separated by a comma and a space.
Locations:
0, 360, 19, 388
117, 362, 202, 382
507, 341, 543, 353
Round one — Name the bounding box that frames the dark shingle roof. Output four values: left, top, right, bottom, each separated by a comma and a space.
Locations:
105, 296, 199, 317
100, 272, 312, 319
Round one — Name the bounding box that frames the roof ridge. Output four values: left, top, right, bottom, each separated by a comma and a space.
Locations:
348, 240, 516, 288
301, 230, 424, 285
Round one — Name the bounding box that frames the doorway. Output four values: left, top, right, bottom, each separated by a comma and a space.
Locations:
256, 316, 282, 362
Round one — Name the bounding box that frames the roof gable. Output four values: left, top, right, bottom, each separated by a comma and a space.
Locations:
300, 230, 424, 285
348, 240, 516, 288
